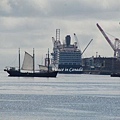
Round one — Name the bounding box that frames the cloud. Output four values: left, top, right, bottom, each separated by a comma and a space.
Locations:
0, 0, 50, 17
0, 0, 120, 69
0, 0, 12, 14
0, 0, 120, 19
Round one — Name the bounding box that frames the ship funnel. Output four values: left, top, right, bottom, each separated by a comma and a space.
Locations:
65, 35, 71, 46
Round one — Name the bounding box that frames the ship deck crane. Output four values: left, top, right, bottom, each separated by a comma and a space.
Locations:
81, 39, 93, 55
74, 33, 81, 51
74, 33, 93, 56
96, 23, 120, 58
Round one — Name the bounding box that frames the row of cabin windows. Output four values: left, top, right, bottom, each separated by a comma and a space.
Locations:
59, 57, 81, 59
59, 58, 81, 60
59, 63, 81, 65
59, 54, 81, 56
59, 59, 81, 61
59, 60, 81, 62
60, 52, 81, 54
59, 55, 81, 57
59, 56, 81, 59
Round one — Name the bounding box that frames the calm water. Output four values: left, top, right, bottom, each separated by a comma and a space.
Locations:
0, 71, 120, 120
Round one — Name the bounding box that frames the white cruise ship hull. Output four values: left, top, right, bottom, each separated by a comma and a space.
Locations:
58, 64, 83, 74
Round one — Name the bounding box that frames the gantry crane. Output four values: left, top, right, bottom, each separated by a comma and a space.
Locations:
96, 23, 120, 58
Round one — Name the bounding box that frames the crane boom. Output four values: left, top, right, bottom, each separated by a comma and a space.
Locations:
74, 33, 81, 51
81, 39, 93, 55
96, 23, 115, 51
52, 37, 55, 44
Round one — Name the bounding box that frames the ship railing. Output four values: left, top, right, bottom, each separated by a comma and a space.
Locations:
4, 66, 19, 71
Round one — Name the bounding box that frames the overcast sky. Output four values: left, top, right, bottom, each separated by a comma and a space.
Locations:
0, 0, 120, 69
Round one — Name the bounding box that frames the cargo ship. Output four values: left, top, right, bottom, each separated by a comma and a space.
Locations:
51, 29, 83, 74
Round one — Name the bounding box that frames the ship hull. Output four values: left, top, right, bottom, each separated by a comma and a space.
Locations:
58, 64, 83, 74
111, 73, 120, 77
4, 69, 58, 77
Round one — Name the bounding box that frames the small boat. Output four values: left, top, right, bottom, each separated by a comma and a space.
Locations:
4, 48, 58, 77
111, 73, 120, 77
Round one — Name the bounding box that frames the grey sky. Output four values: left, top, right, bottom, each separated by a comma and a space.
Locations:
0, 0, 120, 69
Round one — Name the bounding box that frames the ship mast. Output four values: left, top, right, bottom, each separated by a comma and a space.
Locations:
48, 48, 50, 73
33, 48, 35, 73
19, 48, 20, 72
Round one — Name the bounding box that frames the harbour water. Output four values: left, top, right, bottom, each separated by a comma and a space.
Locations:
0, 71, 120, 120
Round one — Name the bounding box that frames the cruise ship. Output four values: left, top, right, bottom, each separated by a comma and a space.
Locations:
51, 29, 83, 74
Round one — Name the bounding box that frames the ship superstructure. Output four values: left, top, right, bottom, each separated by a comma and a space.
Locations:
51, 29, 83, 74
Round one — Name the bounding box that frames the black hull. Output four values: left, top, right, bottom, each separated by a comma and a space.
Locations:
4, 69, 58, 77
111, 73, 120, 77
58, 64, 83, 74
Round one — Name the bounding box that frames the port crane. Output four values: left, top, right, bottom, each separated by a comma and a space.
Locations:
96, 23, 120, 58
